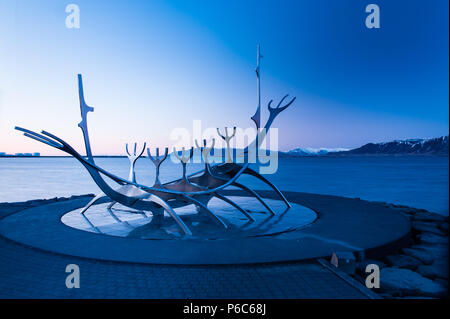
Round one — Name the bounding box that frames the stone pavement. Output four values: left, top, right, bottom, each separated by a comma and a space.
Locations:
0, 236, 369, 299
0, 195, 376, 299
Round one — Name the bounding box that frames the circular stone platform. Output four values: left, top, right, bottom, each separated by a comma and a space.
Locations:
61, 196, 317, 240
0, 190, 411, 265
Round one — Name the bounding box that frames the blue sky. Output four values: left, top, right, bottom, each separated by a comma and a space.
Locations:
0, 0, 448, 155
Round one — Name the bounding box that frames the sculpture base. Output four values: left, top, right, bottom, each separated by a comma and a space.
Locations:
61, 196, 316, 240
0, 190, 411, 265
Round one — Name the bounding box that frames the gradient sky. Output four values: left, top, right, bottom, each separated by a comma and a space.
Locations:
0, 0, 448, 155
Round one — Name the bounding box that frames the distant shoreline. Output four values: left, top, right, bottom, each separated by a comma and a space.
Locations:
0, 155, 129, 158
280, 153, 450, 158
1, 154, 449, 158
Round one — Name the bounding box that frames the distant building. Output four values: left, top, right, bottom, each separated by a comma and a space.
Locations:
13, 152, 39, 157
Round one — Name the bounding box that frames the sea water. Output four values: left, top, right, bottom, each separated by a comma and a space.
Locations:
0, 156, 448, 215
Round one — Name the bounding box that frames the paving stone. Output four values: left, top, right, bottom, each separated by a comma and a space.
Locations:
0, 236, 369, 299
2, 193, 410, 299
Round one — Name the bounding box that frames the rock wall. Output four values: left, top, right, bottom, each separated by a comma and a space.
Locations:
354, 203, 449, 299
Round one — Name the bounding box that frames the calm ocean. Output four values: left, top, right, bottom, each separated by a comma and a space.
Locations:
0, 156, 448, 215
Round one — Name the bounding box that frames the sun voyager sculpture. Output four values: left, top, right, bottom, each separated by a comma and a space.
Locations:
15, 46, 297, 237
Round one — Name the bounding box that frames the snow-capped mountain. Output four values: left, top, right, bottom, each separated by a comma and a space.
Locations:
286, 147, 349, 156
330, 136, 449, 156
285, 136, 449, 156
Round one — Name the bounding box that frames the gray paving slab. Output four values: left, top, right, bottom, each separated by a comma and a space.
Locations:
0, 236, 369, 299
0, 192, 400, 298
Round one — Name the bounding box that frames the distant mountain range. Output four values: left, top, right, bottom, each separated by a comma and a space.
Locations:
284, 147, 349, 156
284, 136, 449, 157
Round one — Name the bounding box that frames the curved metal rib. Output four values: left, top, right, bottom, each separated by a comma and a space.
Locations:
80, 212, 101, 233
213, 192, 254, 221
232, 182, 275, 216
148, 194, 192, 236
80, 192, 105, 215
181, 195, 228, 229
106, 204, 133, 227
22, 132, 62, 148
204, 168, 277, 216
107, 201, 116, 210
242, 167, 291, 208
78, 193, 104, 233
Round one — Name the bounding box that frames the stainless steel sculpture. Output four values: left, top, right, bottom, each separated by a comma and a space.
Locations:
15, 46, 295, 236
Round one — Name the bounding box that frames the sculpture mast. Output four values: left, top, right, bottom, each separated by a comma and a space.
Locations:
250, 44, 262, 159
251, 44, 262, 130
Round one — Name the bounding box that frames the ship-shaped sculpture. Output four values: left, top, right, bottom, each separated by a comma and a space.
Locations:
15, 46, 296, 236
